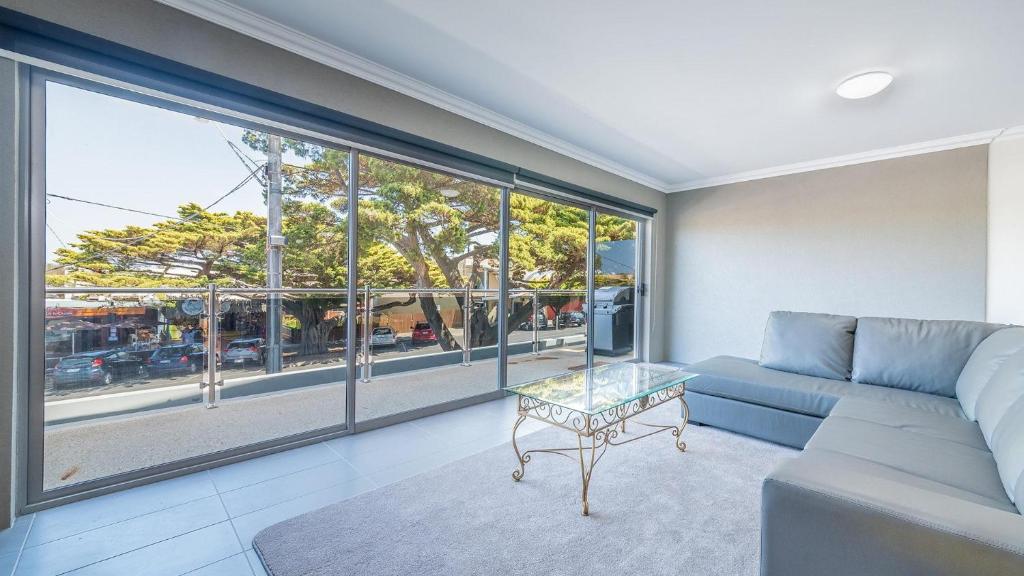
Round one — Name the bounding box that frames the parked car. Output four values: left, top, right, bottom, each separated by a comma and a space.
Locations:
558, 311, 586, 327
223, 338, 265, 366
410, 321, 437, 345
146, 344, 206, 376
52, 350, 147, 388
519, 313, 549, 331
370, 327, 397, 347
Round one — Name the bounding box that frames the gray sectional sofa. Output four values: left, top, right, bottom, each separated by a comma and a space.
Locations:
686, 312, 1024, 576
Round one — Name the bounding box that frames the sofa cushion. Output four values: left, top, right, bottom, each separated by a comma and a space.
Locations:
957, 327, 1024, 420
806, 415, 1010, 504
770, 447, 1018, 515
759, 311, 857, 380
689, 356, 846, 417
851, 317, 1002, 397
829, 397, 986, 450
688, 356, 850, 417
976, 348, 1024, 445
991, 395, 1024, 508
762, 449, 1024, 576
842, 385, 966, 419
687, 356, 964, 419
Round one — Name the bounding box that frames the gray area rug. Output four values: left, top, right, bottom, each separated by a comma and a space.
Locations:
254, 413, 796, 576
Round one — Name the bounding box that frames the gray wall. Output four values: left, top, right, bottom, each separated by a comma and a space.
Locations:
665, 145, 989, 364
0, 57, 18, 529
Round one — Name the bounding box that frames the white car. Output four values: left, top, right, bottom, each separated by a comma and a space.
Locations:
370, 327, 397, 347
223, 338, 265, 365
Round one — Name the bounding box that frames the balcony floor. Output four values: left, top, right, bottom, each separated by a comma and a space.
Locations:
42, 348, 616, 490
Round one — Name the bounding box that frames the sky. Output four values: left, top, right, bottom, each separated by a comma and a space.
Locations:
45, 81, 275, 262
44, 81, 634, 277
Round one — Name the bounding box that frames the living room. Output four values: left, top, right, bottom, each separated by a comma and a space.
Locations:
0, 1, 1022, 575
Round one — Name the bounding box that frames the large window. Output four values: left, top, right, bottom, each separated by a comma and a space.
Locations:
29, 73, 649, 505
594, 213, 640, 363
354, 154, 502, 421
40, 83, 352, 491
506, 192, 591, 386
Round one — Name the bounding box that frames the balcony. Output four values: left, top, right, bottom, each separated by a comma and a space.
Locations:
43, 285, 632, 491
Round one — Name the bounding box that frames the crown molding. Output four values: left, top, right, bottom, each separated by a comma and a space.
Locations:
994, 125, 1024, 142
153, 0, 672, 192
667, 129, 1014, 192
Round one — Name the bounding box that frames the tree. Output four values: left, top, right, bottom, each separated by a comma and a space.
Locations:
52, 132, 638, 357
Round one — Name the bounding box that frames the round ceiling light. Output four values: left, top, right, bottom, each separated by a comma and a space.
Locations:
836, 71, 894, 99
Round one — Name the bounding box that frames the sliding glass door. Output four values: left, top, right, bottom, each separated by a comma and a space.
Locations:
353, 153, 502, 424
593, 213, 640, 364
25, 68, 650, 508
36, 79, 353, 495
505, 192, 591, 386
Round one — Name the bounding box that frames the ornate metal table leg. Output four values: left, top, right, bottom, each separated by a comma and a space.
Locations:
576, 432, 597, 516
511, 412, 529, 481
674, 394, 690, 452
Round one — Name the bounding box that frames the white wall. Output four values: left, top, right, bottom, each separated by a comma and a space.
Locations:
665, 146, 989, 363
987, 135, 1024, 326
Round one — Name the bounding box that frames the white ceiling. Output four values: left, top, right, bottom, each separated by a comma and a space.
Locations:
161, 0, 1024, 192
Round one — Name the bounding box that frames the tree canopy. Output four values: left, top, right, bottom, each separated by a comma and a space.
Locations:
49, 133, 637, 352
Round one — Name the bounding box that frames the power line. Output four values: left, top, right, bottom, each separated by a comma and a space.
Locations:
46, 193, 183, 220
46, 163, 265, 273
46, 222, 68, 249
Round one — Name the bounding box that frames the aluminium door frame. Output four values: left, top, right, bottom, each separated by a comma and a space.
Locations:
19, 64, 654, 511
21, 67, 362, 512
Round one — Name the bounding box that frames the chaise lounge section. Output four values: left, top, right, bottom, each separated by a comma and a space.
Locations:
686, 312, 1024, 575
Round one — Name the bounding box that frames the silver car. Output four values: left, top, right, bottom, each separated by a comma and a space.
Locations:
223, 338, 265, 366
370, 327, 397, 347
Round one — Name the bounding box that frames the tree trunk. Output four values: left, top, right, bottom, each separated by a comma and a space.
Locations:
283, 299, 340, 357
419, 293, 461, 351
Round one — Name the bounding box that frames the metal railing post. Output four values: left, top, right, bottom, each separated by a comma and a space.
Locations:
361, 284, 372, 383
204, 283, 221, 408
461, 285, 472, 366
532, 288, 540, 355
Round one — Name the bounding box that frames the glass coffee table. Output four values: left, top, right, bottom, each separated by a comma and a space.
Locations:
507, 362, 698, 515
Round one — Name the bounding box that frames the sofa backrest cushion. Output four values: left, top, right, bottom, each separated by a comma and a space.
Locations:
991, 394, 1024, 510
759, 311, 857, 380
976, 348, 1024, 445
956, 327, 1024, 420
851, 317, 1002, 397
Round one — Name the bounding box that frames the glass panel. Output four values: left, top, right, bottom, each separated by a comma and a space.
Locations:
40, 82, 349, 491
353, 155, 501, 422
217, 291, 347, 429
594, 213, 639, 363
44, 290, 211, 489
506, 192, 590, 386
507, 363, 696, 414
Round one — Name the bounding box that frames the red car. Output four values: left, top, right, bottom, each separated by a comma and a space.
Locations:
411, 321, 437, 344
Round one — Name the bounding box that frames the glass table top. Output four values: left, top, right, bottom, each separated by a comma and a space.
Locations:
507, 363, 698, 415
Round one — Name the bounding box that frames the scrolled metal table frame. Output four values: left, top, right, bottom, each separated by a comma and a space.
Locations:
511, 382, 689, 515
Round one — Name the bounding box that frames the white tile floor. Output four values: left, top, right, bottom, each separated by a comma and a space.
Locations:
0, 396, 548, 576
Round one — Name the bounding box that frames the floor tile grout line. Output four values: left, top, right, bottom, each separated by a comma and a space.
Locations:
212, 477, 253, 576
21, 485, 221, 551
211, 447, 344, 495
229, 473, 377, 525
216, 454, 374, 518
8, 514, 35, 576
178, 552, 251, 576
49, 518, 232, 576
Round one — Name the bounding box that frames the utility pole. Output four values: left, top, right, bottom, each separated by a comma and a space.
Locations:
266, 134, 284, 373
